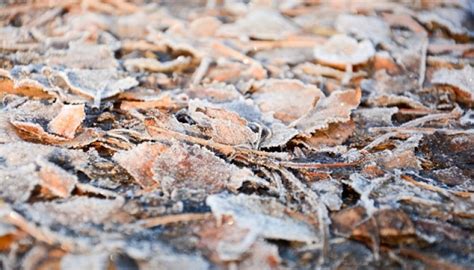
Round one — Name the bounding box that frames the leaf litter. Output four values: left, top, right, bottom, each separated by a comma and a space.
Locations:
0, 0, 473, 269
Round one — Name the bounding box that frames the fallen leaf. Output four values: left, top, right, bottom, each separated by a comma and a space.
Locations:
431, 65, 474, 104
313, 34, 375, 69
55, 68, 138, 102
335, 14, 391, 45
291, 89, 361, 136
206, 193, 319, 243
45, 42, 118, 69
113, 142, 168, 189
251, 79, 323, 124
217, 9, 299, 40
48, 104, 85, 139
152, 142, 263, 193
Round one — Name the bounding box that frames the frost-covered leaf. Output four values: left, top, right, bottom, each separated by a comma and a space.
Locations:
335, 14, 391, 45
251, 79, 323, 124
152, 142, 264, 193
188, 100, 258, 146
55, 68, 138, 102
48, 104, 85, 139
46, 42, 118, 69
313, 35, 375, 68
206, 193, 319, 243
432, 66, 474, 104
217, 9, 299, 40
291, 89, 361, 136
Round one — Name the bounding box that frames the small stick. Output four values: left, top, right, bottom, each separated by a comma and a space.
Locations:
145, 122, 288, 159
418, 37, 428, 89
140, 213, 212, 228
191, 56, 212, 86
400, 107, 462, 128
368, 127, 474, 135
278, 160, 359, 169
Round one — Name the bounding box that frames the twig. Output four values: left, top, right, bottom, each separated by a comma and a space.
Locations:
121, 40, 168, 52
277, 160, 359, 169
145, 120, 289, 160
140, 213, 212, 228
398, 248, 466, 270
191, 56, 212, 86
418, 37, 428, 89
233, 36, 326, 51
400, 174, 472, 199
368, 127, 474, 135
400, 107, 462, 128
363, 131, 399, 151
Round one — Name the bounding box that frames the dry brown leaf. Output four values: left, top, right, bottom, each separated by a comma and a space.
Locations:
382, 13, 427, 35
36, 158, 77, 198
206, 193, 319, 243
47, 104, 85, 139
417, 8, 471, 40
7, 100, 86, 143
113, 142, 168, 189
335, 14, 390, 45
55, 68, 138, 102
237, 239, 281, 270
189, 106, 258, 146
199, 220, 257, 262
10, 120, 69, 144
0, 113, 22, 143
199, 220, 281, 268
373, 51, 400, 74
45, 42, 118, 69
0, 142, 87, 202
295, 121, 355, 148
362, 70, 427, 109
260, 122, 299, 148
185, 84, 242, 103
27, 196, 125, 226
206, 59, 267, 82
313, 34, 375, 69
291, 89, 361, 136
431, 65, 474, 104
353, 209, 416, 245
253, 47, 314, 65
251, 79, 323, 124
120, 93, 178, 111
217, 9, 299, 40
332, 206, 416, 245
124, 56, 193, 73
152, 142, 263, 193
189, 16, 222, 37
0, 67, 56, 99
294, 62, 367, 81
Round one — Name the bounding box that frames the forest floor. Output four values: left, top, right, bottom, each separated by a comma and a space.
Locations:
0, 0, 473, 269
